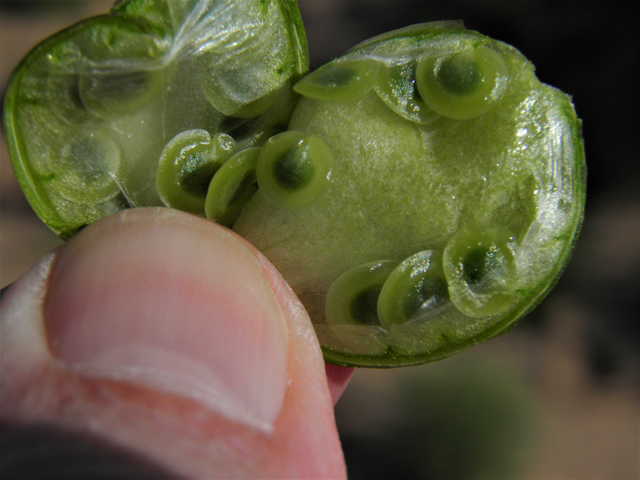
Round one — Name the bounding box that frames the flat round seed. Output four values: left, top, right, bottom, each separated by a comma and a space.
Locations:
205, 147, 260, 227
194, 0, 308, 119
156, 129, 236, 214
377, 250, 450, 329
51, 129, 122, 204
293, 59, 379, 103
374, 61, 441, 125
416, 46, 509, 120
44, 72, 95, 125
443, 224, 518, 318
256, 130, 334, 211
326, 260, 399, 326
77, 18, 167, 118
79, 67, 166, 118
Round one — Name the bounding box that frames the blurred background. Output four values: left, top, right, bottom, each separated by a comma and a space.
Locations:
1, 1, 638, 479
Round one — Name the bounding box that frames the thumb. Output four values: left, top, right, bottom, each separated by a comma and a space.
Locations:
46, 207, 288, 433
1, 208, 346, 479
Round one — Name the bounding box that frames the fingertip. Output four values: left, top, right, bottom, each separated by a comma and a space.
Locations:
44, 208, 289, 432
325, 363, 356, 404
2, 208, 347, 479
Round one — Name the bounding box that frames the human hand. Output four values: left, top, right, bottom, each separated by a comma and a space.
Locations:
0, 207, 353, 479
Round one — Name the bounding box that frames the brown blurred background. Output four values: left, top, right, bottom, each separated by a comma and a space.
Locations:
1, 1, 638, 479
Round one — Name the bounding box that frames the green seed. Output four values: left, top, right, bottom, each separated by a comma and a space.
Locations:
256, 130, 334, 211
326, 261, 399, 326
294, 60, 379, 103
205, 147, 260, 228
195, 0, 309, 119
156, 129, 236, 214
443, 224, 517, 318
51, 129, 122, 204
77, 18, 167, 118
377, 250, 450, 329
416, 46, 509, 120
375, 61, 441, 124
43, 73, 94, 125
79, 68, 165, 118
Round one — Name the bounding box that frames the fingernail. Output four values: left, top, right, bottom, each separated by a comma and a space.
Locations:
44, 208, 288, 433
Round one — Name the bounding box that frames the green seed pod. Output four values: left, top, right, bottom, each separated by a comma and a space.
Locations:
256, 130, 334, 211
326, 261, 399, 326
205, 147, 260, 227
377, 250, 450, 329
234, 22, 586, 367
5, 8, 586, 368
4, 0, 308, 239
157, 129, 235, 214
416, 46, 510, 119
294, 59, 380, 103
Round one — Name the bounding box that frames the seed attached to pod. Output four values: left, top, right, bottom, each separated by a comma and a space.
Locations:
205, 147, 260, 227
156, 129, 236, 214
416, 46, 509, 120
200, 74, 289, 119
78, 18, 166, 118
256, 130, 334, 211
79, 67, 165, 118
443, 225, 517, 318
53, 129, 122, 204
375, 61, 441, 124
44, 73, 93, 125
294, 60, 380, 103
377, 250, 450, 329
326, 260, 399, 326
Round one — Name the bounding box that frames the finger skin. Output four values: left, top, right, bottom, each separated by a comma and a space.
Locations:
325, 363, 355, 403
0, 208, 348, 479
